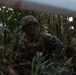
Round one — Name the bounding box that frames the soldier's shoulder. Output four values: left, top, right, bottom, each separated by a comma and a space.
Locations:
40, 32, 53, 41
41, 32, 52, 37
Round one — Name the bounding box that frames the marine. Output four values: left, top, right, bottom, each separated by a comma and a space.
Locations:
13, 15, 64, 75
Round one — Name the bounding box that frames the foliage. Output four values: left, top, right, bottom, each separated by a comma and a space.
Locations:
31, 51, 74, 75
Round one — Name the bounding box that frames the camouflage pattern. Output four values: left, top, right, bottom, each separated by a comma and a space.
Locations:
13, 15, 64, 75
21, 15, 39, 26
21, 15, 39, 32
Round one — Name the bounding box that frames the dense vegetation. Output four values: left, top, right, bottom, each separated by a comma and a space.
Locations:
0, 6, 76, 75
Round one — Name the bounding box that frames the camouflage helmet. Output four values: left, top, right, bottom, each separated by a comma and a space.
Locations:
21, 15, 39, 30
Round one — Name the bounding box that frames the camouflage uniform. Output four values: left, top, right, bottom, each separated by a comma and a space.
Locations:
13, 15, 64, 75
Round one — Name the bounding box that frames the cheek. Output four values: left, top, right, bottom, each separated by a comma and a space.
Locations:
28, 28, 38, 31
26, 28, 38, 34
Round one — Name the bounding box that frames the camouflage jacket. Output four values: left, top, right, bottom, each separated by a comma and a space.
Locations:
13, 32, 64, 75
13, 32, 64, 62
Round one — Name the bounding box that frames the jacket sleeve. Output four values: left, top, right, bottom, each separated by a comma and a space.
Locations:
49, 36, 64, 61
42, 32, 64, 60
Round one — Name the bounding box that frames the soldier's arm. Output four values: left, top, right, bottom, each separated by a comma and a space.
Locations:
49, 36, 64, 51
42, 32, 64, 60
48, 35, 64, 60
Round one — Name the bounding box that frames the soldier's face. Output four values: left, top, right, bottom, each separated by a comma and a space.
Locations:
25, 24, 39, 35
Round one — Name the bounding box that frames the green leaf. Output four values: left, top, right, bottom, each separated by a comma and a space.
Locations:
64, 57, 73, 66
